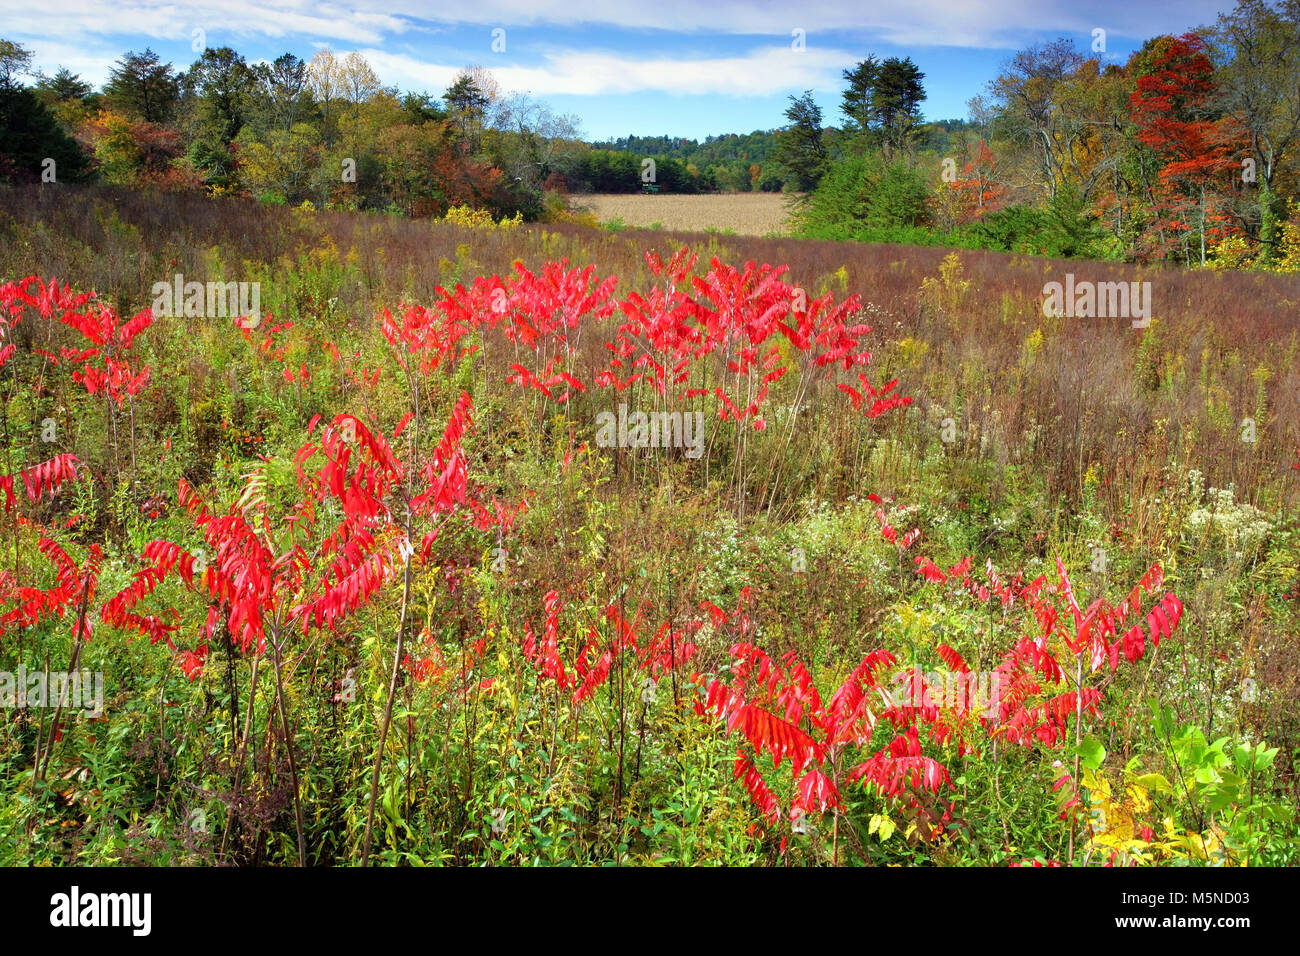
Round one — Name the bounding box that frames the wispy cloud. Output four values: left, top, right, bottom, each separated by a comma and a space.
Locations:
10, 38, 121, 85
2, 0, 1228, 50
0, 1, 410, 46
363, 45, 853, 97
336, 0, 1227, 46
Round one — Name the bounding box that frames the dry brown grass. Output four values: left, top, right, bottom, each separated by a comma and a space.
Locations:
572, 192, 792, 236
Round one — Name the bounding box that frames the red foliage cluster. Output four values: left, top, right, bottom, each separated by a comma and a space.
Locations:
520, 589, 701, 706
694, 528, 1185, 846
698, 592, 947, 832
382, 247, 909, 431
0, 454, 81, 514
941, 140, 1006, 223
0, 275, 154, 406
99, 393, 482, 678
0, 530, 101, 642
598, 248, 905, 427
1129, 33, 1247, 255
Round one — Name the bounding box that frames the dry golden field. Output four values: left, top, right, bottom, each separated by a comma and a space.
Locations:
572, 191, 793, 236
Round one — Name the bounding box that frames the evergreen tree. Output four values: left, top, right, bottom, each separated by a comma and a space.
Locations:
776, 91, 828, 192
104, 49, 179, 123
0, 86, 91, 182
873, 57, 927, 154
840, 57, 879, 135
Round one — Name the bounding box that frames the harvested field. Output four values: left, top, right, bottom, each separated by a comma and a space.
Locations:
572, 191, 792, 236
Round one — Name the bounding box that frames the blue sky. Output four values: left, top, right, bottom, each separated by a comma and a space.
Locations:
2, 1, 1233, 140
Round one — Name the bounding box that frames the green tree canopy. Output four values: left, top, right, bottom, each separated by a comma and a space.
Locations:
104, 48, 179, 123
776, 91, 828, 193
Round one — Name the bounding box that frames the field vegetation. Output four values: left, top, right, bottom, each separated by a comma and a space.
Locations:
0, 184, 1297, 866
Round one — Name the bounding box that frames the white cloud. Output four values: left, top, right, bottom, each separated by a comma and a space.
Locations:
1, 1, 410, 47
1, 0, 1230, 52
362, 45, 853, 97
1, 0, 1231, 96
339, 0, 1229, 47
11, 39, 120, 86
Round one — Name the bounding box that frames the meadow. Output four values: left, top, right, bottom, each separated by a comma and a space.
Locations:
0, 183, 1297, 866
572, 192, 791, 236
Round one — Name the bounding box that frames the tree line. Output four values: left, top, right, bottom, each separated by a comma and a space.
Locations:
0, 40, 803, 217
0, 43, 702, 219
3, 0, 1299, 262
777, 0, 1300, 266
